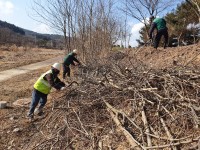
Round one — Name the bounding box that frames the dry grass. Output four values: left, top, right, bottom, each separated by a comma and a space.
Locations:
0, 45, 64, 71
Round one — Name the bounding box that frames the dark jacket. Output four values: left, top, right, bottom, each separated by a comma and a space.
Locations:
149, 18, 167, 38
44, 69, 65, 90
63, 52, 80, 66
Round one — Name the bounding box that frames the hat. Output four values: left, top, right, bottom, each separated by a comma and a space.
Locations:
52, 63, 61, 71
73, 49, 78, 54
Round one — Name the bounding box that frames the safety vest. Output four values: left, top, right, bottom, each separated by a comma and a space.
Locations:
34, 70, 54, 94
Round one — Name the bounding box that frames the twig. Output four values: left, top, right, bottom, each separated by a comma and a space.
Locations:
160, 116, 178, 150
73, 109, 89, 136
145, 137, 200, 149
108, 109, 143, 149
141, 105, 152, 147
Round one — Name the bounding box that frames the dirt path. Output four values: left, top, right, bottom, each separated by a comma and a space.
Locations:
0, 56, 63, 82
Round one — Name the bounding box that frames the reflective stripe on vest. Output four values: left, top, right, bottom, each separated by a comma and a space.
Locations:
34, 70, 53, 94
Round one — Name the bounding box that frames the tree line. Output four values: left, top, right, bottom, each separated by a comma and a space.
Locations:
0, 20, 25, 35
0, 20, 65, 49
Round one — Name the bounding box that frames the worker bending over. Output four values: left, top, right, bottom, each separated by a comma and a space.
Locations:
149, 16, 169, 49
63, 49, 81, 80
27, 63, 65, 120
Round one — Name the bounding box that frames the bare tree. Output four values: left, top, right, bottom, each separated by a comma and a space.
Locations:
30, 0, 78, 52
30, 0, 123, 60
177, 18, 187, 46
187, 23, 200, 43
76, 0, 123, 59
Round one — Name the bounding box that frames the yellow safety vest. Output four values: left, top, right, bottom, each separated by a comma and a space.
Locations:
34, 70, 54, 94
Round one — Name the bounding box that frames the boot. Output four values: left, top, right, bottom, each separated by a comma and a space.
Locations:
37, 108, 44, 116
27, 113, 34, 121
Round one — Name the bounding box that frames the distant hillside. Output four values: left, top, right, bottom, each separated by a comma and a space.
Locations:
0, 20, 63, 40
22, 28, 63, 41
0, 20, 25, 35
0, 20, 64, 49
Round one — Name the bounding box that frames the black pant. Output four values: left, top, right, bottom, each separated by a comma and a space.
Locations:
63, 64, 70, 79
154, 28, 168, 49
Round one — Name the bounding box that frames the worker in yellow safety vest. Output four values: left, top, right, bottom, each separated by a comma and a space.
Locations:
27, 63, 66, 120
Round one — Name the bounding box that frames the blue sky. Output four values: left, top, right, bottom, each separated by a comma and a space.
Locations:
0, 0, 184, 47
0, 0, 52, 33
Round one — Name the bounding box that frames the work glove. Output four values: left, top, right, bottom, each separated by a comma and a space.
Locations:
60, 87, 66, 91
82, 63, 87, 67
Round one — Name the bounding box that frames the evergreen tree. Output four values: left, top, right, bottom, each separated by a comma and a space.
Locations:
166, 1, 199, 45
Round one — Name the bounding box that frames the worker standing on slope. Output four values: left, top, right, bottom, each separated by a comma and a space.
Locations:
27, 63, 66, 120
149, 16, 169, 49
62, 49, 81, 80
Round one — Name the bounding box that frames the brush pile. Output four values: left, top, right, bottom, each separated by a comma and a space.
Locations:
23, 51, 200, 150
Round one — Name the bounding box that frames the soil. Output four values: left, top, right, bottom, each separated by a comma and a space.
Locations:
0, 44, 200, 149
133, 43, 200, 69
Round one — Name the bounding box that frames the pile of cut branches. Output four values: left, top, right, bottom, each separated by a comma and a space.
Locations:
23, 52, 200, 150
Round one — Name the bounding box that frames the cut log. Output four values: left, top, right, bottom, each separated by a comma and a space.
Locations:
0, 101, 7, 109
